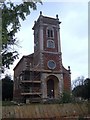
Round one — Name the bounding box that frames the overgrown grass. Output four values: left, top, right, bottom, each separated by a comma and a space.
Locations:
2, 101, 17, 106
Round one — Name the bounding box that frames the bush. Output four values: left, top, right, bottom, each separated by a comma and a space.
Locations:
60, 91, 72, 103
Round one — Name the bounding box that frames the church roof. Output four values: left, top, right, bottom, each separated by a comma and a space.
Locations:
13, 53, 34, 70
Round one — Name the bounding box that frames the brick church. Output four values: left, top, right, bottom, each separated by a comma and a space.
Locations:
13, 12, 71, 103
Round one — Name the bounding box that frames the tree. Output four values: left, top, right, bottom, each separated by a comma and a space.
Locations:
1, 0, 42, 72
72, 76, 84, 89
83, 78, 90, 100
72, 85, 84, 98
72, 77, 90, 100
2, 75, 13, 101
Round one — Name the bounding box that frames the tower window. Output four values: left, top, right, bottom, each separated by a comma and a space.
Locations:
47, 40, 55, 48
48, 29, 53, 38
47, 27, 54, 38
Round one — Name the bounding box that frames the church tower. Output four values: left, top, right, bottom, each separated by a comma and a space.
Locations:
33, 11, 62, 71
32, 12, 64, 99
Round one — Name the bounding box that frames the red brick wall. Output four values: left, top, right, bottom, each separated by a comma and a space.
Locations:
14, 58, 26, 77
34, 52, 40, 66
13, 57, 27, 101
42, 53, 61, 71
63, 73, 71, 92
43, 26, 58, 52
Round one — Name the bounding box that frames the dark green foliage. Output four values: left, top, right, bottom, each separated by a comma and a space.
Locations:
72, 78, 90, 100
42, 99, 60, 104
2, 75, 13, 101
1, 1, 42, 71
78, 116, 88, 120
83, 78, 90, 100
2, 101, 17, 106
60, 91, 72, 103
2, 51, 19, 69
72, 85, 84, 97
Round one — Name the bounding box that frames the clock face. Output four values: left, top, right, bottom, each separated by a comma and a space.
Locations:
47, 60, 56, 69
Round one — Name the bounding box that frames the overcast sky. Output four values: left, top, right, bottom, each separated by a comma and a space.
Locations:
4, 1, 88, 82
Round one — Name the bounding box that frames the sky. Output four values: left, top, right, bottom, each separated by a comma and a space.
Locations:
3, 1, 88, 83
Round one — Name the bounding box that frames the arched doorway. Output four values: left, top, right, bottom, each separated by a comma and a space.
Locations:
47, 79, 54, 98
46, 75, 59, 98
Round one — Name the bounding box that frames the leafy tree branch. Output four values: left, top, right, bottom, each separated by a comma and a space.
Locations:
1, 1, 42, 72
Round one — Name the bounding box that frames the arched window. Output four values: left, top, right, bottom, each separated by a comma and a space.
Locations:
47, 40, 55, 48
46, 27, 54, 38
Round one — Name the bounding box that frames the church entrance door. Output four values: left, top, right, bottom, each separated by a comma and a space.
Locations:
47, 79, 54, 98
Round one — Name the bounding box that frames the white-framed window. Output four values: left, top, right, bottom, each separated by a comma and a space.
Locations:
47, 40, 55, 48
46, 27, 54, 38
